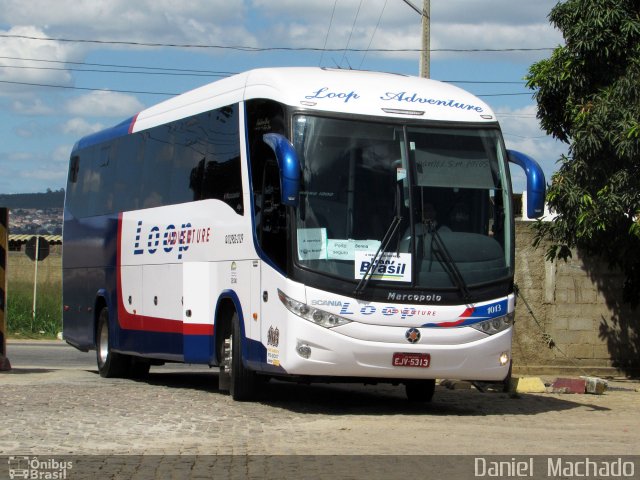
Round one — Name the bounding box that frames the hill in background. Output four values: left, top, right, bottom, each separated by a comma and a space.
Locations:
0, 189, 64, 235
0, 189, 65, 209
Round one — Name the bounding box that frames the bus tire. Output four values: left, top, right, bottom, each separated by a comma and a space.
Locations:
96, 307, 128, 378
229, 312, 258, 401
502, 361, 513, 393
405, 379, 436, 403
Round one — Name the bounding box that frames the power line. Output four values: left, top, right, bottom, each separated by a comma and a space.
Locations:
339, 0, 364, 68
477, 92, 532, 97
0, 55, 235, 75
0, 77, 533, 98
319, 0, 338, 68
503, 132, 548, 139
1, 54, 534, 86
0, 33, 554, 53
0, 79, 177, 96
359, 0, 388, 69
443, 80, 525, 85
0, 63, 229, 78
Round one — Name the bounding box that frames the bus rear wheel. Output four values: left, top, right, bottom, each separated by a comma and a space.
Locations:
96, 307, 129, 378
405, 379, 436, 402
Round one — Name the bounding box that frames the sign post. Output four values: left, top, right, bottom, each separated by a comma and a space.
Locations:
0, 208, 10, 371
25, 236, 50, 329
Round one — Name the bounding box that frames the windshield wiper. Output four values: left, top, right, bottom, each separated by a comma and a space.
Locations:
427, 221, 472, 302
353, 214, 403, 297
354, 178, 404, 297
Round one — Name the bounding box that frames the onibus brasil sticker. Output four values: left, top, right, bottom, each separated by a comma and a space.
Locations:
355, 251, 411, 282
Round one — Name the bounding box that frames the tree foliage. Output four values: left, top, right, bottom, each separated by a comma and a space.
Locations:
527, 0, 640, 304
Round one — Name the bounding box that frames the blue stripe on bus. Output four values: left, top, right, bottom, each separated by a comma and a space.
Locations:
421, 299, 509, 328
74, 115, 138, 152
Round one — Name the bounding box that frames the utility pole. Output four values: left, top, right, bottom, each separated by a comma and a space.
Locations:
419, 0, 430, 78
401, 0, 430, 78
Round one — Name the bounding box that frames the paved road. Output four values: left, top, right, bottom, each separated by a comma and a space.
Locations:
1, 340, 639, 478
5, 340, 94, 369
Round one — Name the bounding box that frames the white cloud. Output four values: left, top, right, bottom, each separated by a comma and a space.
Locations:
0, 0, 254, 47
65, 91, 144, 118
10, 97, 54, 115
61, 118, 104, 136
497, 105, 567, 192
0, 150, 68, 193
52, 145, 73, 164
250, 0, 562, 63
0, 25, 78, 95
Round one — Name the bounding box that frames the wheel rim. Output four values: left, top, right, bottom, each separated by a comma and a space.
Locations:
226, 334, 233, 378
98, 321, 109, 367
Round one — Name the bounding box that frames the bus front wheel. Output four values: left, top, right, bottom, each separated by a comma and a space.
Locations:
96, 307, 129, 378
226, 312, 258, 401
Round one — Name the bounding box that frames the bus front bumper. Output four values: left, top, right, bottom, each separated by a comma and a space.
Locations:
273, 317, 513, 382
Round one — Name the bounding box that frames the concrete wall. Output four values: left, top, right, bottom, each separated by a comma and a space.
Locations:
513, 221, 640, 377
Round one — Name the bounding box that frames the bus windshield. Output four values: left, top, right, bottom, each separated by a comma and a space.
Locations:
292, 115, 512, 292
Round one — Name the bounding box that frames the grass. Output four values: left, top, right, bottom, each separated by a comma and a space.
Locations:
6, 264, 62, 339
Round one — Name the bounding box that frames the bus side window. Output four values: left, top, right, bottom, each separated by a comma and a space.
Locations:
69, 156, 80, 183
197, 106, 243, 214
113, 134, 143, 212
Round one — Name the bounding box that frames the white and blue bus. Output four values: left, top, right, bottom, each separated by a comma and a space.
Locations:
63, 67, 545, 401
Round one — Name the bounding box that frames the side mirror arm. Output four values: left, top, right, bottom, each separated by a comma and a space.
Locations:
507, 150, 546, 218
263, 133, 301, 207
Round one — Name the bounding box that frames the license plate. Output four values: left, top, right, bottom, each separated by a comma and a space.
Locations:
392, 352, 431, 368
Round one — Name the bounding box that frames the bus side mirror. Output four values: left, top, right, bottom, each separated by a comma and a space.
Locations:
263, 133, 300, 207
507, 150, 546, 218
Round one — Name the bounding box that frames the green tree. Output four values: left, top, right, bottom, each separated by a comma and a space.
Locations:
527, 0, 640, 303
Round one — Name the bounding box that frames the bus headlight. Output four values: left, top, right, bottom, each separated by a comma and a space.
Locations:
470, 312, 514, 335
278, 289, 351, 328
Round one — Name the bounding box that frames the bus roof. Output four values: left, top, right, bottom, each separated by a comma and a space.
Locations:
74, 67, 496, 151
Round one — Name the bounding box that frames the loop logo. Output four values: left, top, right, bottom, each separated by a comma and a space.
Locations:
132, 220, 211, 260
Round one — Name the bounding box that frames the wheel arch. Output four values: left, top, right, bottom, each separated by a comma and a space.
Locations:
92, 289, 112, 348
213, 290, 246, 365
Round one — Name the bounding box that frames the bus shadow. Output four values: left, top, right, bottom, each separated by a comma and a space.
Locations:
131, 369, 609, 417
255, 381, 610, 416
3, 367, 58, 375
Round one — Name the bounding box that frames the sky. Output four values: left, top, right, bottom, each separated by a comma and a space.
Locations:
0, 0, 567, 194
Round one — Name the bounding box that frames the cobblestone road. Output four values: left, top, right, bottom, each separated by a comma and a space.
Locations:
2, 341, 639, 459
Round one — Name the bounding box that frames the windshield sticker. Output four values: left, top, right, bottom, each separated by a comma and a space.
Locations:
396, 167, 407, 181
327, 239, 382, 260
355, 252, 412, 282
414, 150, 495, 189
297, 228, 327, 260
327, 239, 354, 260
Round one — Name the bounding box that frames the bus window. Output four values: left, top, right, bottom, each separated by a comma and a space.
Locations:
113, 134, 144, 212
141, 126, 174, 209
197, 106, 243, 214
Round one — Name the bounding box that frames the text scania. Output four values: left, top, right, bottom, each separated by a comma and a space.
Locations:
133, 220, 211, 260
380, 91, 483, 112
